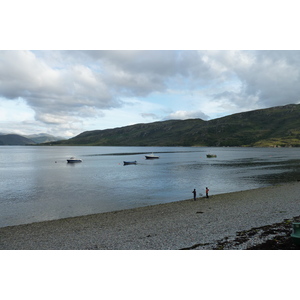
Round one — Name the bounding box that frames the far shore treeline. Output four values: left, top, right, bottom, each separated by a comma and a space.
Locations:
2, 104, 300, 147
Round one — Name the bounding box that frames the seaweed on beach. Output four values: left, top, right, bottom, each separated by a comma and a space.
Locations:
213, 215, 300, 250
182, 215, 300, 250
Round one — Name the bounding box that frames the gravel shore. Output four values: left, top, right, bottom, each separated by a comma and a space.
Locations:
1, 182, 300, 250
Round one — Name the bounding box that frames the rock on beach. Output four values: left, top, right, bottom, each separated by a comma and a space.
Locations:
1, 182, 300, 250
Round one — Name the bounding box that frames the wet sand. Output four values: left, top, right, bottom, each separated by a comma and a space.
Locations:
1, 182, 300, 250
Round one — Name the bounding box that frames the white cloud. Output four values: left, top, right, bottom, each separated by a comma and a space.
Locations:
164, 110, 210, 120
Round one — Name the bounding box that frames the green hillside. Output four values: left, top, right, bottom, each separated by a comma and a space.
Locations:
51, 104, 300, 147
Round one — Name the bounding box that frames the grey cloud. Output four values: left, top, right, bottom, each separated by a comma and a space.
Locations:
242, 51, 300, 107
207, 50, 300, 108
78, 50, 183, 76
140, 113, 159, 120
213, 90, 259, 107
67, 50, 219, 90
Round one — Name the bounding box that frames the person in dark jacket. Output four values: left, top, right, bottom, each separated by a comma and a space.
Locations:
192, 189, 197, 201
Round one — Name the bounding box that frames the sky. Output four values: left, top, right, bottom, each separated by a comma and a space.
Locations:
2, 50, 300, 138
1, 1, 300, 139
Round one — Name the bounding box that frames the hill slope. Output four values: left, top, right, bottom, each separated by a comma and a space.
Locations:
51, 104, 300, 147
0, 134, 36, 145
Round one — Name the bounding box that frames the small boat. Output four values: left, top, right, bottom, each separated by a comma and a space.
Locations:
206, 154, 217, 158
123, 161, 137, 165
145, 153, 160, 159
67, 157, 82, 163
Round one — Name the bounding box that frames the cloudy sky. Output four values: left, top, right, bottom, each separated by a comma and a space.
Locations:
1, 1, 300, 138
1, 50, 300, 137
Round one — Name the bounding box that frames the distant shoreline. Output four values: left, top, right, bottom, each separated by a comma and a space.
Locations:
1, 182, 300, 250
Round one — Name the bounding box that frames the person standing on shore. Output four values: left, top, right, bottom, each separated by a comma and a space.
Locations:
206, 187, 209, 198
192, 189, 197, 201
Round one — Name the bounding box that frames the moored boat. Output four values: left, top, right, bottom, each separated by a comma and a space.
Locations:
123, 161, 137, 165
145, 153, 160, 159
206, 154, 217, 158
67, 157, 82, 163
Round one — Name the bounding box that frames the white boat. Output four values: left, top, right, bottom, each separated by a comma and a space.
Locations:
67, 157, 82, 163
145, 153, 160, 159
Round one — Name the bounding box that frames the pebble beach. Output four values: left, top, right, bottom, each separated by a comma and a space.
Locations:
1, 182, 300, 250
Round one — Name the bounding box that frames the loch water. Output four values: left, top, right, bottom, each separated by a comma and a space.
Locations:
1, 146, 300, 228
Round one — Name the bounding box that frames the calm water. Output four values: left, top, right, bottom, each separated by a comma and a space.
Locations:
1, 146, 300, 228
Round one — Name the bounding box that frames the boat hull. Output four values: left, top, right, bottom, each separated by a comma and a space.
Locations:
145, 155, 159, 159
67, 157, 82, 163
123, 161, 137, 165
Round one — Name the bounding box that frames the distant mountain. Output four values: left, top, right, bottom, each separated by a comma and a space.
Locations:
25, 133, 65, 144
0, 134, 36, 145
49, 104, 300, 147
